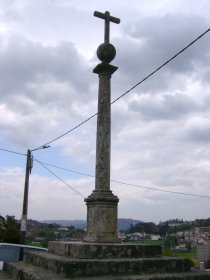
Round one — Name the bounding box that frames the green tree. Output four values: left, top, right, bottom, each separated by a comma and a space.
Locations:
164, 235, 178, 249
143, 222, 157, 234
0, 215, 21, 244
158, 222, 169, 236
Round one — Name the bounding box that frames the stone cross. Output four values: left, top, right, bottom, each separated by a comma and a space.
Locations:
84, 11, 120, 243
94, 11, 120, 44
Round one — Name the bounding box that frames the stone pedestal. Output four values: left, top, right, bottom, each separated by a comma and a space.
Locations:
84, 190, 119, 243
48, 241, 162, 258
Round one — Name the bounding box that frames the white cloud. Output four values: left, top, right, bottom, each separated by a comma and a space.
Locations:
0, 0, 210, 223
0, 166, 94, 220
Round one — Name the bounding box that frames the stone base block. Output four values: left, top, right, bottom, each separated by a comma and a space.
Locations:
84, 190, 119, 243
48, 241, 161, 259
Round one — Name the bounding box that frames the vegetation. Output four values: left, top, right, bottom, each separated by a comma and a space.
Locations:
0, 215, 21, 243
26, 219, 85, 247
0, 216, 85, 247
127, 219, 197, 235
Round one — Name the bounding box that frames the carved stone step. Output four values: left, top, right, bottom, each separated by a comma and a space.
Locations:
0, 271, 13, 279
23, 251, 192, 278
3, 262, 210, 280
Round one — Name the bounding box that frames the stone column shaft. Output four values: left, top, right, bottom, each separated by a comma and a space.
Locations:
95, 71, 111, 191
84, 63, 119, 243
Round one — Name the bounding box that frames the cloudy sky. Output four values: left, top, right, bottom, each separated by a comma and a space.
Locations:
0, 0, 210, 224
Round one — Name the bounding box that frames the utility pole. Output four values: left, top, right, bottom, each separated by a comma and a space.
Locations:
20, 145, 50, 245
20, 149, 33, 245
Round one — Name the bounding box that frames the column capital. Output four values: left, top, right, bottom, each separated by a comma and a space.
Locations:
85, 190, 119, 203
93, 62, 118, 75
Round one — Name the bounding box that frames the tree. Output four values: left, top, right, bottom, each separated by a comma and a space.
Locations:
158, 222, 169, 236
128, 223, 145, 234
164, 235, 178, 249
0, 215, 21, 244
143, 222, 157, 234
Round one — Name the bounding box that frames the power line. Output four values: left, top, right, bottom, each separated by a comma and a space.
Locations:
1, 148, 209, 199
33, 156, 85, 199
33, 158, 210, 199
111, 27, 210, 104
32, 27, 210, 151
33, 159, 94, 178
0, 148, 86, 198
111, 179, 210, 199
32, 113, 98, 151
0, 148, 26, 156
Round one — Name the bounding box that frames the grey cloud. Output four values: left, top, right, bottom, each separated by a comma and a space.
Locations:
114, 14, 210, 93
128, 93, 202, 121
1, 0, 100, 55
0, 35, 96, 148
184, 117, 210, 143
0, 36, 92, 99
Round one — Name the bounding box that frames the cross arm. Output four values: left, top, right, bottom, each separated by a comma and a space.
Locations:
94, 11, 120, 24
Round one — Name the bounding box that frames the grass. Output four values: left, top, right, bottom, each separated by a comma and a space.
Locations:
174, 251, 196, 258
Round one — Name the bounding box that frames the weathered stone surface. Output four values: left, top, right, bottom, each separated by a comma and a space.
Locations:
93, 69, 112, 193
23, 252, 192, 277
64, 273, 210, 280
84, 193, 119, 243
94, 11, 120, 45
84, 11, 120, 243
84, 60, 119, 243
48, 242, 162, 259
97, 43, 116, 63
2, 253, 194, 279
4, 252, 210, 280
93, 61, 118, 74
3, 261, 210, 280
0, 271, 11, 279
4, 262, 63, 280
59, 272, 210, 280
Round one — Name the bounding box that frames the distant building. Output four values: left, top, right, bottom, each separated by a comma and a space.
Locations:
125, 233, 143, 241
151, 235, 162, 241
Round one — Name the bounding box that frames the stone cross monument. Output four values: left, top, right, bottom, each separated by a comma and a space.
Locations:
3, 12, 194, 279
84, 11, 120, 243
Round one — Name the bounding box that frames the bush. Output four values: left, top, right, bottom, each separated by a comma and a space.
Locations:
0, 215, 21, 244
2, 227, 21, 244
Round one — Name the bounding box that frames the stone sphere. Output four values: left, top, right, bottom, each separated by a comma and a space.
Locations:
97, 43, 116, 63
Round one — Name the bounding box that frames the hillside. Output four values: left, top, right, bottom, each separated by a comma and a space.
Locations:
42, 218, 144, 231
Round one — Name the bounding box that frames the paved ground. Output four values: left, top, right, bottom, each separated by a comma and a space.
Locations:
0, 263, 10, 279
0, 271, 11, 279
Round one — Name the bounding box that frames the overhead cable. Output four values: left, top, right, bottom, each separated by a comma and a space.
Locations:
33, 156, 85, 198
33, 158, 210, 199
32, 27, 210, 151
111, 179, 210, 199
1, 148, 210, 199
0, 148, 26, 156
